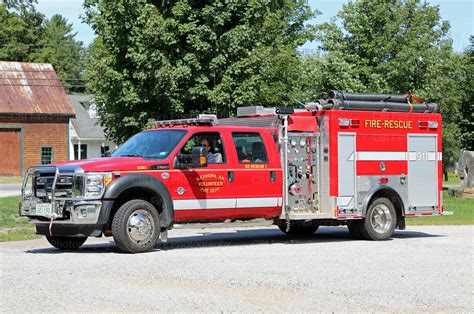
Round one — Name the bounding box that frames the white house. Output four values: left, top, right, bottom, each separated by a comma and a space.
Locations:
68, 95, 116, 160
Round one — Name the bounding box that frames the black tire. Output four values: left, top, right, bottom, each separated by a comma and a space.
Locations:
277, 220, 319, 236
359, 197, 397, 240
112, 199, 161, 253
347, 220, 364, 239
46, 236, 87, 250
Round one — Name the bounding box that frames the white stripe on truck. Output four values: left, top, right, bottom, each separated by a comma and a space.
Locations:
173, 197, 282, 210
357, 151, 442, 161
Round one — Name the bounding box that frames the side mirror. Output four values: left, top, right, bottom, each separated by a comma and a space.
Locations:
104, 151, 112, 157
174, 146, 207, 169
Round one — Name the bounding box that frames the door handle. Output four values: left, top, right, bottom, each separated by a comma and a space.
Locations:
228, 171, 234, 182
270, 170, 276, 182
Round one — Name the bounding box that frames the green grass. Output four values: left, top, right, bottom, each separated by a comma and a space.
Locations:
0, 196, 37, 242
407, 191, 473, 225
443, 172, 460, 186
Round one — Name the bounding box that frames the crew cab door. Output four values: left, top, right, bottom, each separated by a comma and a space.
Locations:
170, 131, 236, 222
230, 131, 282, 219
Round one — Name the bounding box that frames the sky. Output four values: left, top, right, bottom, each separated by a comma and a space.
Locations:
36, 0, 473, 52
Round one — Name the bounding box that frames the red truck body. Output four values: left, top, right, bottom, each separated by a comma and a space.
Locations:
20, 99, 445, 252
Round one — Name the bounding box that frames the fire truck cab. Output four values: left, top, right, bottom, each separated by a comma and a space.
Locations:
20, 92, 445, 253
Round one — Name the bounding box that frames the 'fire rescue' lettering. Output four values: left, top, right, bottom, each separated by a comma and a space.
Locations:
364, 119, 413, 129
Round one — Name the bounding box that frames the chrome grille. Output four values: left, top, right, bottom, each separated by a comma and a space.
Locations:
35, 174, 73, 198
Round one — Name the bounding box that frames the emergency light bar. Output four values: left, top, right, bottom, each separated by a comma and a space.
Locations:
154, 115, 218, 127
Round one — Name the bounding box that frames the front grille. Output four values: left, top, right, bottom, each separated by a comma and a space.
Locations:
35, 174, 74, 199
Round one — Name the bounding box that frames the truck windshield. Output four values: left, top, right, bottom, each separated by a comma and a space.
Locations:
112, 130, 187, 159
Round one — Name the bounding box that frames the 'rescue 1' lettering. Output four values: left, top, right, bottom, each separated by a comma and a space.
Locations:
364, 119, 413, 129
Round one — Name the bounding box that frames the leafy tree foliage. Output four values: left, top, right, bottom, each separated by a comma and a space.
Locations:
30, 14, 85, 88
0, 0, 43, 61
459, 37, 474, 151
84, 0, 316, 143
314, 0, 451, 93
0, 1, 84, 89
309, 0, 467, 175
2, 0, 36, 10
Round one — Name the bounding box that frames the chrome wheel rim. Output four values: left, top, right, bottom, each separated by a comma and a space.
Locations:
370, 204, 392, 234
127, 210, 154, 244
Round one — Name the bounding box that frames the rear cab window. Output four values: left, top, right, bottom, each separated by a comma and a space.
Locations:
232, 132, 268, 164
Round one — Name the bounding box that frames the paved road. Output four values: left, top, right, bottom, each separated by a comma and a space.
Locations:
0, 183, 21, 197
0, 225, 472, 312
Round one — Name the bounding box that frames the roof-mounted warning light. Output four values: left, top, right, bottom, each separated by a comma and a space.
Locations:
153, 114, 218, 128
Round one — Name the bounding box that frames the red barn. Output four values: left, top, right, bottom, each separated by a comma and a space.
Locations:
0, 61, 75, 176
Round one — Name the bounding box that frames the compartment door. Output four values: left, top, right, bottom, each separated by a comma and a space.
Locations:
337, 133, 356, 210
408, 135, 438, 210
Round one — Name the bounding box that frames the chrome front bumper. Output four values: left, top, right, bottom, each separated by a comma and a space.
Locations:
20, 166, 103, 225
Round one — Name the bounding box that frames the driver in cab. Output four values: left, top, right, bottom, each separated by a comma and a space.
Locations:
200, 138, 222, 163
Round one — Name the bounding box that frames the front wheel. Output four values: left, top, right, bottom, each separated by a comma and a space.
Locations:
46, 236, 87, 250
112, 199, 161, 253
277, 220, 319, 236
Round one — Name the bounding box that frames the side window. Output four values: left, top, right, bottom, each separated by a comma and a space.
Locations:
180, 132, 226, 164
74, 144, 87, 160
232, 133, 268, 163
41, 146, 54, 165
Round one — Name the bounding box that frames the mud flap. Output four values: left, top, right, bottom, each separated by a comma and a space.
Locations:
397, 215, 406, 230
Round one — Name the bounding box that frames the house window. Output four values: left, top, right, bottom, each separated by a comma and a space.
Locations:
74, 144, 88, 160
41, 147, 54, 165
101, 146, 110, 157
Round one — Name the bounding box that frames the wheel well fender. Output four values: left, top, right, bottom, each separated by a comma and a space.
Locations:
362, 187, 405, 228
102, 174, 173, 229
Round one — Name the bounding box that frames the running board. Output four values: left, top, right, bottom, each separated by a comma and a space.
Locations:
172, 219, 274, 230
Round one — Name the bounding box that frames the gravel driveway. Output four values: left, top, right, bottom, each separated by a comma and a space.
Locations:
0, 225, 472, 312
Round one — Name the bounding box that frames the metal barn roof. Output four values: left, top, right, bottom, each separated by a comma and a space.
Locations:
0, 61, 75, 117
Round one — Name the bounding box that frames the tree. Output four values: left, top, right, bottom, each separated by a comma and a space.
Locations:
315, 0, 451, 93
0, 2, 85, 90
416, 47, 467, 177
313, 0, 463, 179
30, 14, 85, 90
0, 0, 44, 61
84, 0, 316, 143
2, 0, 36, 10
459, 36, 474, 151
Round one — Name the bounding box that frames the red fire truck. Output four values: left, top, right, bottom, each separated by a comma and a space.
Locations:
20, 92, 446, 253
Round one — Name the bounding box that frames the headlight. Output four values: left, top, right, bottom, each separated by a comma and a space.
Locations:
84, 172, 112, 199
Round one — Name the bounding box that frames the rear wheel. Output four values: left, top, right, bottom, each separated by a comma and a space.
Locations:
277, 220, 319, 236
46, 236, 87, 250
359, 197, 397, 240
112, 200, 161, 253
